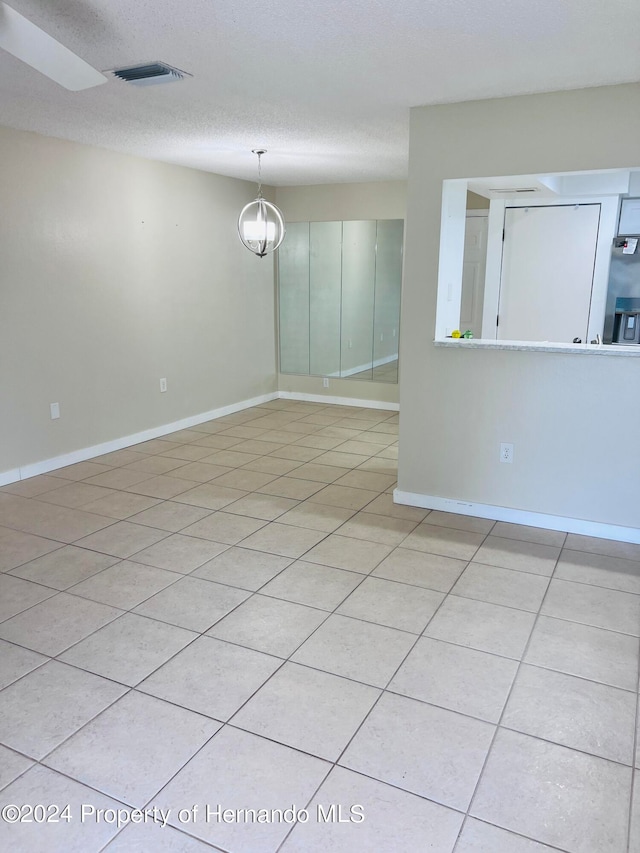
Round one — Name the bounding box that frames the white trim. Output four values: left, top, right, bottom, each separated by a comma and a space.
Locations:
394, 489, 640, 545
2, 392, 279, 484
0, 468, 21, 487
279, 391, 398, 411
435, 179, 467, 338
465, 209, 489, 218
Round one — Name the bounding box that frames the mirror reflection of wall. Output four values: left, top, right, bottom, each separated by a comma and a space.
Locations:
310, 221, 342, 376
278, 219, 403, 383
372, 219, 404, 381
278, 222, 310, 374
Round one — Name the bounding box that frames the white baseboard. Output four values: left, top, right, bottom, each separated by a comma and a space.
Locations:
3, 391, 279, 485
1, 389, 399, 486
278, 391, 399, 411
394, 489, 640, 545
0, 468, 22, 488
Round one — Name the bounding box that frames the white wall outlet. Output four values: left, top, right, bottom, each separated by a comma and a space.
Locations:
50, 402, 60, 420
323, 378, 329, 388
500, 442, 514, 464
380, 333, 384, 341
159, 378, 167, 393
393, 328, 396, 338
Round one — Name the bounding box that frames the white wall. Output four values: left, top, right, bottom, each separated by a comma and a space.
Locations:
275, 181, 406, 405
0, 126, 277, 478
400, 84, 640, 532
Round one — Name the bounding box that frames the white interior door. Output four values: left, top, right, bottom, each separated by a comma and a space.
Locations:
460, 213, 488, 338
498, 204, 601, 342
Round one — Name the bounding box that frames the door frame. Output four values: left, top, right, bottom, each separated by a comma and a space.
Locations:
481, 195, 619, 342
461, 209, 489, 338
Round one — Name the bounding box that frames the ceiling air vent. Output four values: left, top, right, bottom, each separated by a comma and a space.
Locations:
488, 188, 540, 194
108, 62, 192, 86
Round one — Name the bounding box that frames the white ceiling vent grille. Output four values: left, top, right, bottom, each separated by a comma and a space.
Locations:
108, 62, 192, 86
488, 187, 540, 194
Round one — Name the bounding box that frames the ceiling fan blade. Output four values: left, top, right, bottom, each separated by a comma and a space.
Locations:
0, 1, 107, 90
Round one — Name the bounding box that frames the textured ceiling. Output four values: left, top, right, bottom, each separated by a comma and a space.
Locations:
0, 0, 639, 185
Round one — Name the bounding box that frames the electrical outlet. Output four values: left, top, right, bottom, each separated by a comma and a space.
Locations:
500, 442, 514, 464
348, 340, 352, 349
159, 378, 167, 393
323, 378, 329, 388
380, 333, 384, 341
50, 402, 60, 420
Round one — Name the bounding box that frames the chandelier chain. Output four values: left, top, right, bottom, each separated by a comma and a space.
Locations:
256, 151, 263, 197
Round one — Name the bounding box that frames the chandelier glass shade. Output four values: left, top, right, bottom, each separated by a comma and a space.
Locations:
238, 150, 285, 258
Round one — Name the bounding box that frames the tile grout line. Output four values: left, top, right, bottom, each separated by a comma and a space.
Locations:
453, 816, 573, 853
197, 510, 438, 850
625, 636, 640, 852
274, 528, 498, 850
459, 548, 566, 844
272, 544, 461, 850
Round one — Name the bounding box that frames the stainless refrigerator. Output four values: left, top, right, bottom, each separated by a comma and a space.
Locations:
603, 236, 640, 344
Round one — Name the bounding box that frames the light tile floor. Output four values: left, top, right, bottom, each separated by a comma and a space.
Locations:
0, 399, 638, 852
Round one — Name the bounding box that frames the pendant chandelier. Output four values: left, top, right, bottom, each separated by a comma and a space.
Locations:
237, 149, 285, 258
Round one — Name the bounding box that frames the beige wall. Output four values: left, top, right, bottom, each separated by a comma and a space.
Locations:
400, 83, 640, 529
275, 181, 406, 406
466, 190, 490, 209
275, 181, 406, 223
0, 126, 277, 476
